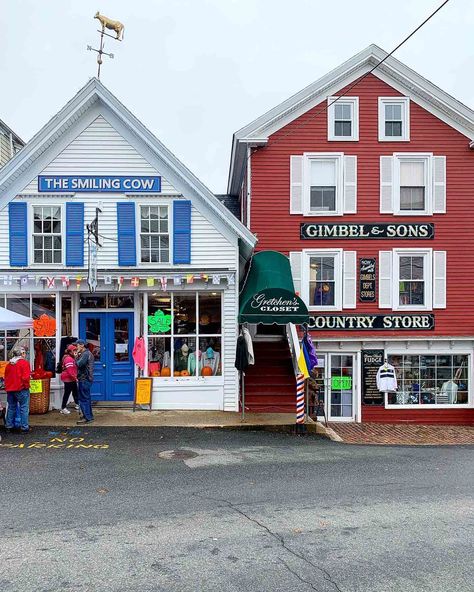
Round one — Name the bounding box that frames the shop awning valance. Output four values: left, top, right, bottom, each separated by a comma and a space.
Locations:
239, 251, 309, 325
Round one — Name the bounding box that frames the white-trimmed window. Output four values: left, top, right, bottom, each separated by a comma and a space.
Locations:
293, 153, 356, 216
328, 97, 359, 141
386, 353, 470, 407
378, 97, 410, 141
140, 205, 170, 263
298, 249, 356, 311
33, 205, 62, 264
380, 153, 446, 215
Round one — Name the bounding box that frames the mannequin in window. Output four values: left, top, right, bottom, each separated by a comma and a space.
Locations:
201, 346, 220, 376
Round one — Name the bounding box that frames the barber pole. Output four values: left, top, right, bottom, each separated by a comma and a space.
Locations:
296, 373, 305, 424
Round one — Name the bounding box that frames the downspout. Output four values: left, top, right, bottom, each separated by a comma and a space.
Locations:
246, 144, 251, 229
9, 133, 14, 158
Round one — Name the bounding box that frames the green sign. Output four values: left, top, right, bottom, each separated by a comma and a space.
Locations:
30, 379, 43, 394
148, 310, 172, 334
331, 376, 352, 391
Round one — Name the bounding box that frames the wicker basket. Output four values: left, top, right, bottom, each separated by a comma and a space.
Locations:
29, 378, 51, 415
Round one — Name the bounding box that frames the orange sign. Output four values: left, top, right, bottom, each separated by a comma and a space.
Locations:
33, 314, 56, 337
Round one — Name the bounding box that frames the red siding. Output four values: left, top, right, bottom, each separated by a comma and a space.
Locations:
250, 74, 474, 339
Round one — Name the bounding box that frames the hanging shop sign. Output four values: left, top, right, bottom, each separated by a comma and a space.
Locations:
38, 175, 161, 193
300, 223, 434, 240
308, 314, 435, 331
359, 258, 376, 302
362, 350, 385, 405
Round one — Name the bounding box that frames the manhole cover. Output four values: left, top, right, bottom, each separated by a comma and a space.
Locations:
158, 449, 198, 460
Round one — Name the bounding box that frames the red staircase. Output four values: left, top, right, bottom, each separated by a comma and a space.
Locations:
242, 339, 296, 413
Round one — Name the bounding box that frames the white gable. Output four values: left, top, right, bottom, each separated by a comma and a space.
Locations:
21, 116, 179, 195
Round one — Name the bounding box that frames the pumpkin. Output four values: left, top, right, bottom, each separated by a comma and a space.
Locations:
181, 370, 190, 376
161, 367, 171, 377
201, 366, 213, 377
151, 370, 161, 377
174, 371, 181, 377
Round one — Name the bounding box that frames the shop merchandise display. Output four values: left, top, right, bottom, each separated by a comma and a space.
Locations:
376, 360, 398, 393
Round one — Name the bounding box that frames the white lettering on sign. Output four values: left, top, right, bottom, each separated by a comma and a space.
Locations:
250, 293, 300, 312
308, 314, 434, 330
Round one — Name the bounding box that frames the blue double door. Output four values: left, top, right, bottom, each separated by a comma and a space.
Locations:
79, 312, 135, 401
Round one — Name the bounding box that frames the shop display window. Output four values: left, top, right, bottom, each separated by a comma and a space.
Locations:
147, 292, 222, 378
387, 354, 469, 405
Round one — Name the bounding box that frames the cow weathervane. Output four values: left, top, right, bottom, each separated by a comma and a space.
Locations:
87, 12, 125, 79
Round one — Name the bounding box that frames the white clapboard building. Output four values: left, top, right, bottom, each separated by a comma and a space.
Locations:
0, 79, 255, 410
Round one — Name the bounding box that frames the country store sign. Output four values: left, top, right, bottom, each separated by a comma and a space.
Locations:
38, 175, 161, 193
308, 314, 435, 330
300, 223, 434, 240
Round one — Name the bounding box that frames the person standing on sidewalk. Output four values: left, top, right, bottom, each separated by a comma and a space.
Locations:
4, 347, 31, 434
75, 339, 95, 424
59, 344, 79, 415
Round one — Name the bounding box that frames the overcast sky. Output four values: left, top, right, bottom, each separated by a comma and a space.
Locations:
1, 0, 473, 193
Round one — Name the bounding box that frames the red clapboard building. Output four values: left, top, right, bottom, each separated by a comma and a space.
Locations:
228, 45, 474, 424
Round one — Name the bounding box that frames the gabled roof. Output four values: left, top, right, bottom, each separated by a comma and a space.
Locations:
0, 78, 256, 252
228, 44, 474, 195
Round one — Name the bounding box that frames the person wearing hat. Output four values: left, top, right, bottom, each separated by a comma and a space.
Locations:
59, 344, 79, 415
74, 339, 95, 424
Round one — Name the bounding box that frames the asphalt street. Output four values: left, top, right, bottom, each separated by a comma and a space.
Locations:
0, 427, 472, 592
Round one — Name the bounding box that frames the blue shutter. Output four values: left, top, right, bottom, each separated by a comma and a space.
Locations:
173, 200, 191, 264
117, 203, 137, 266
66, 202, 85, 266
9, 202, 28, 266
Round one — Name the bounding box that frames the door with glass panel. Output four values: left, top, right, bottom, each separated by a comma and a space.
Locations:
79, 312, 134, 401
328, 354, 355, 421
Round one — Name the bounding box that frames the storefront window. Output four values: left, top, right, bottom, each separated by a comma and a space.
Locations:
80, 294, 107, 308
61, 296, 72, 337
147, 292, 222, 378
387, 354, 469, 405
32, 296, 56, 377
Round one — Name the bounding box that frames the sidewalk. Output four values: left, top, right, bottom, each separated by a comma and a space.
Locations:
28, 409, 297, 429
326, 422, 474, 445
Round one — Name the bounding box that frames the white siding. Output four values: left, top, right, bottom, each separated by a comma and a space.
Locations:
20, 115, 179, 194
223, 281, 239, 410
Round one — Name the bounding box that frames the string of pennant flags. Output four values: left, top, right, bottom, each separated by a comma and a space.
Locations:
0, 273, 235, 290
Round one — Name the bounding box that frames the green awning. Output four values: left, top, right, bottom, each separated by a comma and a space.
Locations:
239, 251, 309, 325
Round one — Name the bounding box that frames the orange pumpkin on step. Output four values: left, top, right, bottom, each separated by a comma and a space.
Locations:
201, 366, 213, 377
161, 367, 171, 377
174, 371, 181, 377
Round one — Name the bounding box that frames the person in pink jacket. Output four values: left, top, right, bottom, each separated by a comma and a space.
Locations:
60, 345, 79, 415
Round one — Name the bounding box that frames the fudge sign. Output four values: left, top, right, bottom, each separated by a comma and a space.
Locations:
300, 223, 434, 240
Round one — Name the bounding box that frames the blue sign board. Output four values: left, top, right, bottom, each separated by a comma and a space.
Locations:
38, 175, 161, 193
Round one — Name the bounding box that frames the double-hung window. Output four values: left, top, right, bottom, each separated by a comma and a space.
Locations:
140, 205, 170, 263
302, 250, 343, 311
393, 249, 432, 311
399, 159, 426, 212
310, 159, 338, 213
378, 97, 410, 141
33, 206, 62, 264
328, 97, 359, 141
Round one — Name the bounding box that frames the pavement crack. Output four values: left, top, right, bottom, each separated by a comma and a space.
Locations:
193, 492, 344, 592
279, 557, 320, 591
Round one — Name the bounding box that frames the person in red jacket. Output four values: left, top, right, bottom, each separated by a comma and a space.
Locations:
4, 346, 31, 433
59, 344, 79, 415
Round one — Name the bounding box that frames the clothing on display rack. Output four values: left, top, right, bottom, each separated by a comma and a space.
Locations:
235, 334, 249, 374
376, 361, 397, 393
201, 346, 220, 376
241, 327, 255, 365
132, 336, 146, 370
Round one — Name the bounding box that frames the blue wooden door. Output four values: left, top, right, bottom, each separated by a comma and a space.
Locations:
79, 312, 135, 401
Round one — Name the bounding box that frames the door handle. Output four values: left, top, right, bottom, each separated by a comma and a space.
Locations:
103, 364, 106, 368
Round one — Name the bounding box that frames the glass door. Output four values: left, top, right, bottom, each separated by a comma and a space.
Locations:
328, 354, 355, 421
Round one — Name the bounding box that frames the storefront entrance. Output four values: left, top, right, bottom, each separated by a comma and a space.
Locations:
310, 353, 356, 421
79, 312, 135, 401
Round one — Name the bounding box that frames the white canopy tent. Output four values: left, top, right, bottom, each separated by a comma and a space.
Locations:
0, 306, 33, 330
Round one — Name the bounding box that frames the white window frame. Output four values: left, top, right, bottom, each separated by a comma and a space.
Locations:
137, 202, 172, 267
30, 203, 64, 267
328, 97, 359, 141
302, 248, 343, 312
394, 153, 432, 215
378, 97, 410, 141
392, 248, 432, 311
303, 153, 344, 216
384, 350, 472, 410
